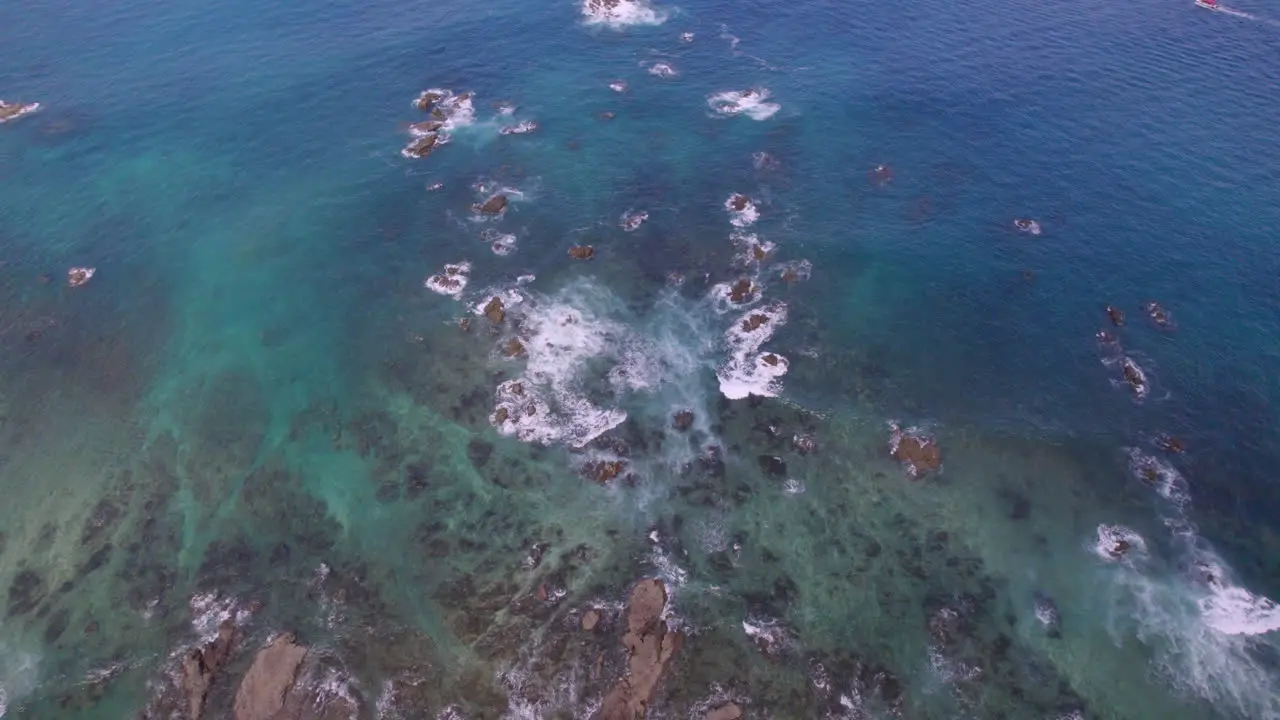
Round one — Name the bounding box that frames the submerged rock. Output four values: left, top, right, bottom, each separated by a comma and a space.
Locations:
1155, 434, 1186, 454
1105, 305, 1125, 327
473, 194, 508, 215
0, 99, 40, 124
234, 633, 308, 720
582, 609, 601, 632
584, 459, 626, 484
758, 455, 787, 477
414, 90, 445, 112
1120, 357, 1148, 398
503, 338, 527, 358
1033, 592, 1062, 639
568, 245, 596, 260
728, 193, 751, 212
595, 578, 681, 720
672, 410, 695, 431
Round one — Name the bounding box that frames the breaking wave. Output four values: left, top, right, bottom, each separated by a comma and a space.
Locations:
581, 0, 669, 29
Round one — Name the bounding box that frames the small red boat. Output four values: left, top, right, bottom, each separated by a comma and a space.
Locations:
1195, 0, 1220, 10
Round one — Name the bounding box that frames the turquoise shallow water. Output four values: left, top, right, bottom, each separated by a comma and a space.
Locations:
2, 0, 1280, 717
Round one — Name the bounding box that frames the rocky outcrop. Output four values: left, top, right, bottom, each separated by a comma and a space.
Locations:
67, 266, 95, 287
672, 410, 694, 431
595, 579, 681, 720
402, 134, 438, 159
473, 194, 508, 215
234, 633, 308, 720
181, 620, 241, 720
568, 245, 595, 260
483, 296, 505, 324
582, 609, 601, 632
728, 279, 755, 304
584, 459, 626, 484
889, 424, 941, 476
1105, 305, 1124, 327
0, 100, 40, 124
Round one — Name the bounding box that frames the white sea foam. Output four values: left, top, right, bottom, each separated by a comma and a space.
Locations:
620, 209, 648, 231
775, 259, 813, 284
499, 120, 539, 135
581, 0, 669, 28
717, 302, 788, 400
680, 31, 694, 42
189, 592, 252, 641
708, 88, 781, 121
482, 229, 518, 256
609, 80, 628, 93
1092, 524, 1147, 563
0, 649, 40, 720
1200, 583, 1280, 636
647, 61, 678, 78
424, 261, 471, 299
783, 478, 805, 495
724, 193, 759, 227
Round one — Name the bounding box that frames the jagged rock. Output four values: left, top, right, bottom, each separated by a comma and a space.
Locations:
504, 338, 527, 358
408, 120, 444, 135
582, 609, 601, 632
234, 633, 309, 720
705, 702, 742, 720
483, 296, 505, 324
741, 314, 768, 332
757, 455, 787, 477
67, 267, 95, 287
672, 410, 695, 431
1105, 305, 1125, 327
402, 135, 438, 159
761, 353, 780, 367
474, 194, 508, 215
1155, 434, 1185, 454
414, 90, 445, 112
594, 579, 681, 720
728, 194, 750, 212
728, 279, 754, 303
568, 245, 595, 260
181, 619, 240, 720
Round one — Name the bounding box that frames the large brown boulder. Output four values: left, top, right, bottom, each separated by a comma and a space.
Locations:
474, 194, 509, 215
233, 633, 309, 720
594, 579, 682, 720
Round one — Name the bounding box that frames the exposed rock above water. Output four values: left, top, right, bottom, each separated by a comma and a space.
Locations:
595, 578, 681, 720
483, 296, 505, 324
473, 194, 509, 215
234, 633, 308, 720
0, 99, 40, 124
889, 424, 941, 476
68, 266, 95, 287
672, 410, 694, 431
181, 620, 240, 720
402, 134, 439, 159
568, 245, 596, 260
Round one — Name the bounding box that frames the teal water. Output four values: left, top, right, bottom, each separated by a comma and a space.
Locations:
3, 0, 1280, 717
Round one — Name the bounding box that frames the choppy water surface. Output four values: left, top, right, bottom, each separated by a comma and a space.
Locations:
2, 0, 1280, 717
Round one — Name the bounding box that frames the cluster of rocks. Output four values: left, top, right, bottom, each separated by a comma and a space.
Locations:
401, 89, 472, 159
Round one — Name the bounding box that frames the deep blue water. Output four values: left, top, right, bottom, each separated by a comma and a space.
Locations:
2, 0, 1280, 717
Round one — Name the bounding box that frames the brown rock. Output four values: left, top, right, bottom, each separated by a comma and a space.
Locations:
494, 407, 510, 424
474, 194, 509, 215
594, 578, 681, 720
414, 90, 444, 112
181, 619, 240, 720
0, 100, 39, 123
484, 296, 505, 324
1155, 434, 1186, 454
233, 633, 309, 720
761, 353, 779, 367
741, 313, 769, 332
600, 111, 616, 120
705, 702, 743, 720
408, 120, 444, 135
728, 194, 750, 212
504, 338, 527, 358
728, 279, 754, 304
893, 436, 941, 474
672, 410, 695, 432
582, 609, 601, 632
403, 134, 438, 159
568, 245, 596, 260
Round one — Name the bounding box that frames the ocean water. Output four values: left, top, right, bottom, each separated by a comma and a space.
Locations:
2, 0, 1280, 717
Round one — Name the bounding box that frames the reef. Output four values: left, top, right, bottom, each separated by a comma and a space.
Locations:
889, 424, 942, 476
401, 134, 439, 159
